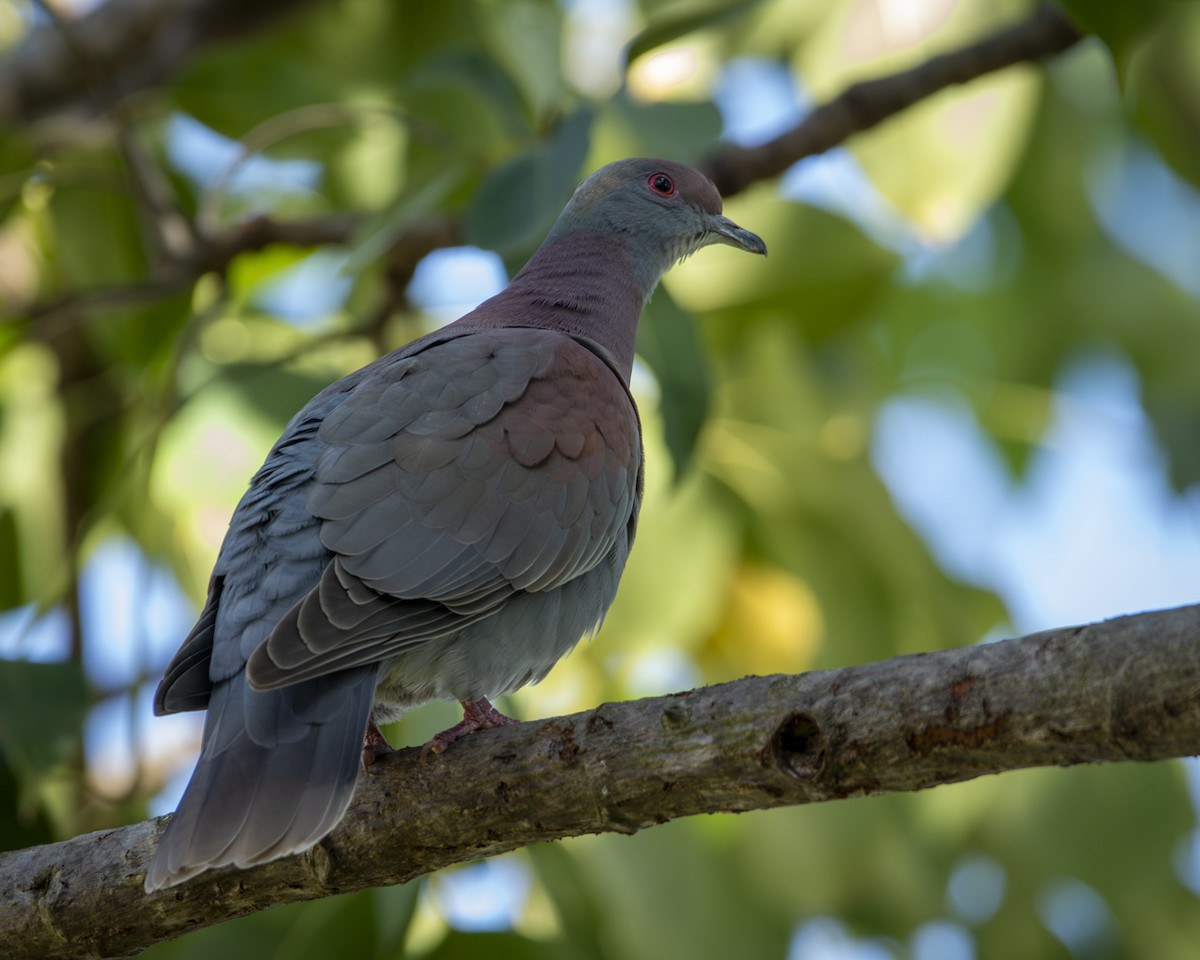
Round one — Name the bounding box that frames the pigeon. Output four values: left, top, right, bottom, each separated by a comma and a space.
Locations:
145, 157, 766, 891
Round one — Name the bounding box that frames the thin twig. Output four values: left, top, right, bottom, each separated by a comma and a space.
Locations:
0, 0, 321, 124
27, 0, 199, 264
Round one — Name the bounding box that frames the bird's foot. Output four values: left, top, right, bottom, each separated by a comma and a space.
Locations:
361, 714, 394, 771
421, 698, 517, 758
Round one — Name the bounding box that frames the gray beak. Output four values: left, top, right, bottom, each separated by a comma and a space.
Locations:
706, 214, 767, 256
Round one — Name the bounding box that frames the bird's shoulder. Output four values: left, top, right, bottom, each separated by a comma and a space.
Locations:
316, 325, 636, 445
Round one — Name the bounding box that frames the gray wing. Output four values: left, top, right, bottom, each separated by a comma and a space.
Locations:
245, 327, 642, 690
147, 389, 375, 890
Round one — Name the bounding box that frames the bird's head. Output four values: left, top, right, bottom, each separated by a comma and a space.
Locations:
547, 157, 766, 290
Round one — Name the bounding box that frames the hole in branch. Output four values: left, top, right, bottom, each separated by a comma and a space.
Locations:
769, 712, 826, 781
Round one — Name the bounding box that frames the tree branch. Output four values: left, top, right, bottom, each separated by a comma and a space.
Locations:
0, 0, 323, 124
20, 212, 459, 337
9, 4, 1085, 330
2, 604, 1198, 959
701, 3, 1085, 195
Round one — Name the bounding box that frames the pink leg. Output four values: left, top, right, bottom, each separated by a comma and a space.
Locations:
421, 698, 517, 757
361, 713, 394, 771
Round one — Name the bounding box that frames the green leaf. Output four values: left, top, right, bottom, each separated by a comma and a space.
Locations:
625, 0, 767, 66
227, 246, 314, 310
1060, 0, 1169, 75
0, 133, 36, 224
345, 165, 467, 275
637, 288, 711, 479
606, 90, 723, 165
794, 3, 1042, 243
48, 151, 148, 289
667, 191, 898, 341
1129, 4, 1200, 189
406, 48, 532, 154
407, 48, 531, 138
0, 659, 88, 803
1145, 382, 1200, 492
171, 2, 464, 134
599, 469, 742, 659
371, 881, 422, 954
853, 71, 1040, 244
0, 508, 22, 610
561, 821, 790, 960
86, 291, 195, 376
464, 107, 594, 259
220, 362, 338, 428
425, 930, 570, 960
270, 892, 378, 960
477, 0, 564, 119
0, 755, 56, 852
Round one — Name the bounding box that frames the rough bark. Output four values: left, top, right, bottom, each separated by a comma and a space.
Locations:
2, 604, 1198, 960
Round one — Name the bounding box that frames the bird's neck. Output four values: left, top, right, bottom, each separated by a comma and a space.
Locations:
454, 231, 656, 383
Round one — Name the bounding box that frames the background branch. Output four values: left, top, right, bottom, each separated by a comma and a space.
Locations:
0, 0, 323, 124
9, 3, 1086, 332
701, 3, 1085, 195
2, 604, 1198, 960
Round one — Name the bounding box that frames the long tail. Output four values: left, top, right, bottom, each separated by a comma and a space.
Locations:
145, 664, 377, 891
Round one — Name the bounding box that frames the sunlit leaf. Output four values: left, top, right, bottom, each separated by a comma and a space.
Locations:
668, 189, 897, 340
0, 344, 66, 604
227, 245, 313, 309
705, 561, 823, 675
625, 0, 768, 66
796, 1, 1041, 243
855, 69, 1040, 243
477, 0, 564, 119
599, 466, 742, 665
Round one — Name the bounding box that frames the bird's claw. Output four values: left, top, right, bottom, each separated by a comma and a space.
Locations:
361, 715, 394, 772
420, 698, 517, 760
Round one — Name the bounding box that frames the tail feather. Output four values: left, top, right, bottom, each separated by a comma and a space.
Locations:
145, 665, 377, 891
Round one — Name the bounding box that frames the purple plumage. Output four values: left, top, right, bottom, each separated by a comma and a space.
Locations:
146, 158, 765, 891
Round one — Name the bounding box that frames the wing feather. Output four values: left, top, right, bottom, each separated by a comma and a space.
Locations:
247, 329, 641, 690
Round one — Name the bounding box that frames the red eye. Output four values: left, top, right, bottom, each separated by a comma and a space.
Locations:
648, 173, 676, 197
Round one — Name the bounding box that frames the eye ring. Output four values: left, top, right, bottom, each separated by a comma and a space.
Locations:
647, 173, 676, 197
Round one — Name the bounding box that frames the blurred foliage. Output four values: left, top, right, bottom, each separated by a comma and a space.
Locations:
1, 0, 1199, 957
